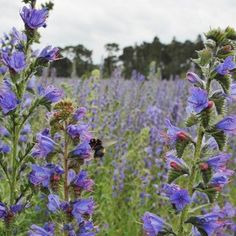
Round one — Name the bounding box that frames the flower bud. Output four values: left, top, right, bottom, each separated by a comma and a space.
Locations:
176, 131, 189, 141
207, 101, 214, 109
199, 162, 209, 171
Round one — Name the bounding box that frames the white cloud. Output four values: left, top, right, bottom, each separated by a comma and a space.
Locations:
1, 0, 236, 62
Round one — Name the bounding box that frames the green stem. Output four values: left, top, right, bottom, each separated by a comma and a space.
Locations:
177, 126, 204, 236
64, 121, 69, 202
10, 123, 19, 205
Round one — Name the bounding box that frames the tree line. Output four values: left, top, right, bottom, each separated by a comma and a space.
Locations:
50, 35, 204, 79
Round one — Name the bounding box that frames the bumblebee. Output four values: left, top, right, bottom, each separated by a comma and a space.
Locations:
89, 139, 105, 159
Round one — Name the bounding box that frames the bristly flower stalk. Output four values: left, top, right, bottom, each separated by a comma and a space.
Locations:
142, 27, 236, 236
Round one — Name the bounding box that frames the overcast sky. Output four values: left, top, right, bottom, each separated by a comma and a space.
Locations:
1, 0, 236, 63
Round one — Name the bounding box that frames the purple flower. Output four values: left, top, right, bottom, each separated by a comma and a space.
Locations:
0, 127, 10, 137
46, 163, 64, 176
73, 107, 87, 121
186, 72, 204, 86
63, 224, 76, 236
28, 223, 54, 236
69, 142, 92, 160
215, 116, 236, 135
21, 123, 31, 135
10, 27, 27, 47
209, 172, 230, 190
47, 194, 60, 213
166, 153, 188, 173
200, 153, 231, 171
162, 183, 181, 197
20, 6, 48, 30
67, 124, 91, 141
142, 212, 165, 236
215, 56, 236, 75
188, 87, 209, 113
169, 189, 191, 211
0, 85, 19, 114
165, 119, 190, 144
38, 46, 59, 61
73, 170, 94, 192
230, 83, 236, 101
0, 66, 7, 74
0, 202, 23, 220
163, 184, 191, 211
40, 85, 63, 104
32, 133, 56, 158
186, 213, 225, 236
78, 221, 97, 236
1, 51, 26, 73
29, 164, 51, 187
0, 141, 11, 154
10, 204, 23, 214
72, 198, 95, 223
0, 203, 7, 219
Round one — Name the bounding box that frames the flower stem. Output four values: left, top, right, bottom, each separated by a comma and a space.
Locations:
64, 121, 69, 202
177, 126, 204, 236
10, 117, 19, 205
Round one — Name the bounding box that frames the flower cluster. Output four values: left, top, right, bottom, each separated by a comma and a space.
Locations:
28, 100, 99, 235
142, 27, 236, 236
0, 1, 100, 235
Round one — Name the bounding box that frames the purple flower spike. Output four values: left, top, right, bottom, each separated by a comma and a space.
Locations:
188, 87, 209, 113
215, 56, 236, 75
215, 116, 236, 135
142, 212, 165, 236
20, 6, 48, 30
1, 51, 26, 73
38, 46, 59, 62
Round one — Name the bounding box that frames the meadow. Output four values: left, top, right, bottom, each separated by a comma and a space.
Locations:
0, 1, 236, 236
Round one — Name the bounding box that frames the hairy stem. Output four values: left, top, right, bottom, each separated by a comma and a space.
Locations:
63, 121, 69, 202
177, 126, 204, 236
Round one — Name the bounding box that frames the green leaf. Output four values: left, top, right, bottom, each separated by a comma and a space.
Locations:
185, 114, 199, 127
175, 140, 190, 158
167, 170, 185, 183
204, 187, 219, 203
210, 91, 227, 115
215, 74, 232, 95
211, 131, 227, 151
201, 168, 212, 185
199, 106, 216, 129
225, 26, 236, 40
197, 49, 212, 66
205, 28, 226, 45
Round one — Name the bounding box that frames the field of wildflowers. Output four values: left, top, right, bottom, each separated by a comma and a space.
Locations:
0, 0, 236, 235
